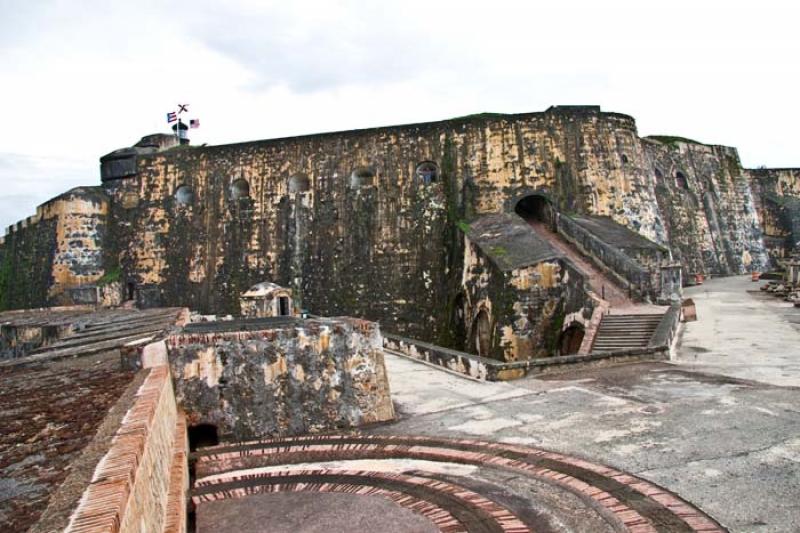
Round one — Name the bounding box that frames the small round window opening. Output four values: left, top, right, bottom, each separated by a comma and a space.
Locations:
415, 161, 439, 185
230, 178, 250, 200
350, 167, 376, 188
288, 173, 310, 193
621, 154, 629, 164
175, 184, 194, 206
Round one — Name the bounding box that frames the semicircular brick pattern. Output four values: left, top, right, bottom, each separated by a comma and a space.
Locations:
192, 434, 727, 533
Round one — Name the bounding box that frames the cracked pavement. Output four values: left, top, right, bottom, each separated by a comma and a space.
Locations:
372, 276, 800, 532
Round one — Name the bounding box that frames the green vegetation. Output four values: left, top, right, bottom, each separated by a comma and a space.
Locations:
489, 246, 508, 257
456, 220, 471, 233
448, 112, 510, 122
647, 135, 703, 147
0, 250, 12, 311
97, 265, 121, 285
164, 143, 200, 153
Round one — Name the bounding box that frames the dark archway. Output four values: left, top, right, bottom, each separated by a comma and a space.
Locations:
472, 310, 494, 359
230, 178, 250, 200
288, 173, 310, 193
278, 296, 291, 316
450, 293, 467, 351
675, 171, 689, 191
188, 424, 220, 452
515, 194, 554, 228
558, 323, 585, 355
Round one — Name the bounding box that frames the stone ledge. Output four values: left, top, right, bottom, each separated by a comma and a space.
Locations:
383, 331, 671, 382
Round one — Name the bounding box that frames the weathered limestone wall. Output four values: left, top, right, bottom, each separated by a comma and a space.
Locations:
0, 187, 109, 310
105, 107, 660, 342
4, 106, 797, 347
65, 365, 188, 533
746, 168, 800, 263
104, 134, 455, 341
167, 317, 394, 441
461, 238, 593, 362
643, 139, 768, 276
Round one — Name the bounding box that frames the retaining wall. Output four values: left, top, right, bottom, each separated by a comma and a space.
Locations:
65, 365, 188, 533
384, 307, 679, 381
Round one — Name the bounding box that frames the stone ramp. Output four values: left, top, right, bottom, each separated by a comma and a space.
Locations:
526, 220, 632, 306
591, 313, 664, 352
192, 434, 727, 533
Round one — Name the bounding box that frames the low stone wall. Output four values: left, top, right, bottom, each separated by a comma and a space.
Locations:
65, 365, 188, 533
167, 317, 395, 441
384, 319, 677, 381
557, 214, 655, 301
0, 323, 70, 359
648, 304, 682, 352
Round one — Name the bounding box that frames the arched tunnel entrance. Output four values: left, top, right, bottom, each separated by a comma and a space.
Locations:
188, 424, 220, 452
514, 194, 554, 228
558, 323, 585, 356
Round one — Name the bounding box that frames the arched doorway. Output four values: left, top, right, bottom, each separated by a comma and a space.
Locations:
558, 323, 585, 355
472, 310, 493, 359
515, 194, 553, 227
278, 296, 291, 316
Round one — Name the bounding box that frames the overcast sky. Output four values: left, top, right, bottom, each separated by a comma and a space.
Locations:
1, 0, 799, 230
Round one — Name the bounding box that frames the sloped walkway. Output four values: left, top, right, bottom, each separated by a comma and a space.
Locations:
526, 220, 632, 307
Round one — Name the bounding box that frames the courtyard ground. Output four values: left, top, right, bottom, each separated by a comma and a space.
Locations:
370, 275, 800, 532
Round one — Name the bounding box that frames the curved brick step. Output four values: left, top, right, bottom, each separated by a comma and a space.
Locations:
195, 469, 528, 533
193, 434, 727, 533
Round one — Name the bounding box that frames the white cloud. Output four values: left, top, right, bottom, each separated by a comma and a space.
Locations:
1, 0, 799, 229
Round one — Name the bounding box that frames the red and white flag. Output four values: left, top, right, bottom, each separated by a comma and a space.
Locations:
166, 111, 177, 123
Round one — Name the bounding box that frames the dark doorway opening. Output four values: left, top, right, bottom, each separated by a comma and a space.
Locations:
472, 310, 496, 360
558, 323, 585, 355
278, 296, 290, 316
188, 424, 219, 452
450, 293, 467, 351
515, 195, 553, 227
126, 282, 135, 301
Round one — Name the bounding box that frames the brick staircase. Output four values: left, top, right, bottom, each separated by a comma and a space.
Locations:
590, 313, 663, 352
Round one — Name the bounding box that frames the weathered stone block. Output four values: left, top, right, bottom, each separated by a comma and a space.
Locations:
167, 316, 393, 441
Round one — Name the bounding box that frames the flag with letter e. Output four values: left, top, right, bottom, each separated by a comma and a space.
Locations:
190, 119, 200, 128
166, 111, 177, 123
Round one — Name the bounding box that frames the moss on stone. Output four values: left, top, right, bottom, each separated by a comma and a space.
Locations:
648, 135, 703, 147
96, 265, 121, 286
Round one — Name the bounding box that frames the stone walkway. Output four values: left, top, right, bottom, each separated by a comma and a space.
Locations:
370, 276, 800, 532
675, 275, 800, 387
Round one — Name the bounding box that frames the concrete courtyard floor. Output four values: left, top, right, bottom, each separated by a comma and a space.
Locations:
370, 276, 800, 532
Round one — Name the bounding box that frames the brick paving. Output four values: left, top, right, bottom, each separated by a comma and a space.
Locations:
0, 354, 135, 532
193, 434, 727, 532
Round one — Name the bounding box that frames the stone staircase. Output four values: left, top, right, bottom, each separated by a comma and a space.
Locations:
590, 313, 663, 352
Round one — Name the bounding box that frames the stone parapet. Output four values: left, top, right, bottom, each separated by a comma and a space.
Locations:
167, 316, 394, 441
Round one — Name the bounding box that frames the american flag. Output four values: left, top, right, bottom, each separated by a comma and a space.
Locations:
189, 119, 200, 129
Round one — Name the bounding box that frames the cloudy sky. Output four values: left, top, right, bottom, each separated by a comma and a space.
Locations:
1, 0, 799, 229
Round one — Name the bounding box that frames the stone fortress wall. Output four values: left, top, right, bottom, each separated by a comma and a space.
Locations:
1, 105, 798, 359
0, 187, 108, 309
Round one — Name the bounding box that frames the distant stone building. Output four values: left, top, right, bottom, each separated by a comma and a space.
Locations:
240, 282, 294, 318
